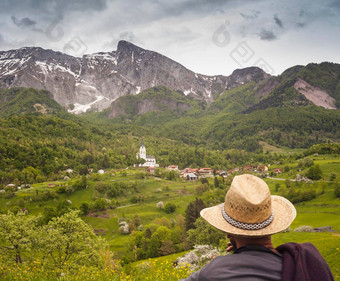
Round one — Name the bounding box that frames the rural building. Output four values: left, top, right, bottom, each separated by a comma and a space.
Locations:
136, 138, 159, 167
187, 173, 198, 181
273, 168, 282, 174
180, 168, 198, 178
167, 165, 179, 171
257, 164, 269, 172
146, 167, 156, 174
243, 165, 254, 171
198, 168, 214, 178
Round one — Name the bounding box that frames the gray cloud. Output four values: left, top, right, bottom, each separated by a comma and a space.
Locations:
11, 16, 37, 28
103, 31, 144, 50
11, 16, 44, 33
259, 29, 277, 41
274, 14, 284, 28
329, 0, 340, 11
1, 0, 108, 18
296, 22, 306, 28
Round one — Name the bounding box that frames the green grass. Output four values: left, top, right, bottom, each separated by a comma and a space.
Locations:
272, 232, 340, 280
1, 165, 340, 280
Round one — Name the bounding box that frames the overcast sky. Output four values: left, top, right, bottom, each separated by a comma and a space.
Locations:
0, 0, 339, 76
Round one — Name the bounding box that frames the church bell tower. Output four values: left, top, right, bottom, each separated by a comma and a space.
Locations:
139, 138, 146, 160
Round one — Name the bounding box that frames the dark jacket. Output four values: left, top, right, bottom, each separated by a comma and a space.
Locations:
180, 245, 283, 281
180, 243, 334, 281
277, 242, 334, 281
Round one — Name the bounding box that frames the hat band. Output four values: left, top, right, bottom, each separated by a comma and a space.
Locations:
222, 205, 274, 230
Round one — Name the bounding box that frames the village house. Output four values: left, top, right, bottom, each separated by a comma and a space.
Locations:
187, 173, 198, 181
227, 168, 240, 175
257, 164, 269, 172
198, 168, 214, 178
219, 170, 227, 176
273, 168, 282, 174
180, 168, 198, 178
146, 167, 156, 174
167, 165, 179, 171
48, 183, 56, 188
243, 165, 255, 172
98, 169, 105, 174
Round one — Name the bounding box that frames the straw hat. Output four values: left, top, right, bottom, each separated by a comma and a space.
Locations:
200, 174, 296, 236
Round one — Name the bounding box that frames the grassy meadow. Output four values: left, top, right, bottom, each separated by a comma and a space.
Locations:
0, 154, 339, 280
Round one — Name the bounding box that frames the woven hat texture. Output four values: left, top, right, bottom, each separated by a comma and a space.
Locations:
200, 174, 296, 236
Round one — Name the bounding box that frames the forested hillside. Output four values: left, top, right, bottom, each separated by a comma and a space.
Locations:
1, 63, 340, 186
0, 87, 65, 117
0, 88, 283, 185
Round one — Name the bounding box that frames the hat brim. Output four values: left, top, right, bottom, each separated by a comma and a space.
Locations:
200, 195, 296, 236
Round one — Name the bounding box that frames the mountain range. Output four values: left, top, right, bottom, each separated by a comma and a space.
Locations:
0, 41, 266, 114
2, 41, 338, 115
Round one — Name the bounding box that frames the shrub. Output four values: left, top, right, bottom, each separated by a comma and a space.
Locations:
334, 183, 340, 198
294, 225, 315, 232
156, 201, 164, 208
177, 245, 226, 271
297, 158, 314, 168
93, 198, 108, 211
306, 165, 323, 180
164, 203, 176, 214
329, 172, 336, 182
79, 202, 90, 215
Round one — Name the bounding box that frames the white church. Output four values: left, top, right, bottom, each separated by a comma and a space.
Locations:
136, 139, 159, 167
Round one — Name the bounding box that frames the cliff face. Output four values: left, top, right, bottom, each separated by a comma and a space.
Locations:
108, 86, 194, 118
0, 41, 270, 113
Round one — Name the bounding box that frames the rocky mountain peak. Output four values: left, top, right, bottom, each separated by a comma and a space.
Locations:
0, 41, 272, 113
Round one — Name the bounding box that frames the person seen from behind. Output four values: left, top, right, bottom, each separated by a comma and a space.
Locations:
180, 174, 334, 281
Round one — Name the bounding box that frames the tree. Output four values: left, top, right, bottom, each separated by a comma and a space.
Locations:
275, 183, 280, 192
200, 178, 208, 185
306, 165, 323, 180
93, 198, 108, 211
187, 217, 225, 247
159, 240, 175, 256
214, 177, 219, 188
146, 226, 171, 258
329, 172, 336, 182
185, 198, 206, 231
79, 202, 90, 215
73, 175, 88, 190
0, 212, 39, 264
164, 203, 177, 214
37, 211, 106, 269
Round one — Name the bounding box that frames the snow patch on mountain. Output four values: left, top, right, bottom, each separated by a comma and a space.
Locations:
68, 95, 107, 114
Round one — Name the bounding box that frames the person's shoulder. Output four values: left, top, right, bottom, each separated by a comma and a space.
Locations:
277, 242, 320, 254
203, 254, 241, 268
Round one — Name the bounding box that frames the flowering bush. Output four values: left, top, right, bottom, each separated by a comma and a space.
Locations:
176, 245, 226, 271
294, 225, 315, 232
